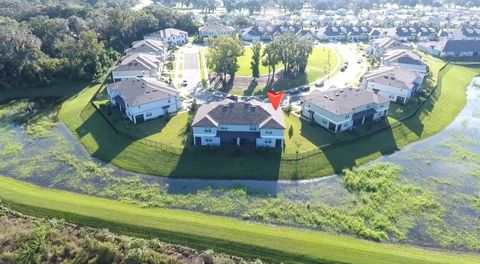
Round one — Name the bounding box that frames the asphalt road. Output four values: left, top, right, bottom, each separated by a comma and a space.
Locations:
181, 46, 202, 96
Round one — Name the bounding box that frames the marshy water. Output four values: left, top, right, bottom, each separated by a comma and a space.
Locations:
1, 77, 479, 252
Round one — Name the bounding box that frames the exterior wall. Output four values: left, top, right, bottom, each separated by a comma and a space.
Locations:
127, 96, 180, 123
192, 125, 284, 148
144, 32, 188, 47
362, 81, 413, 104
241, 34, 261, 41
301, 98, 390, 132
108, 87, 180, 124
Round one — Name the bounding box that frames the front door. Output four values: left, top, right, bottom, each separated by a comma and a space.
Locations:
135, 114, 144, 124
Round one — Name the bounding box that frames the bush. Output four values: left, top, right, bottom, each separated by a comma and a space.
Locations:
94, 243, 117, 264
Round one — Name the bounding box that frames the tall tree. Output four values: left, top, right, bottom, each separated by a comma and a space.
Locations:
206, 36, 244, 84
262, 41, 280, 77
250, 41, 262, 78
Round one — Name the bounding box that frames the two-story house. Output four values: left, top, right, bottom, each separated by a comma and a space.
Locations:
106, 77, 181, 124
192, 100, 285, 148
144, 28, 188, 48
125, 39, 166, 60
382, 49, 427, 72
361, 67, 425, 104
369, 37, 411, 58
302, 88, 390, 133
111, 53, 163, 82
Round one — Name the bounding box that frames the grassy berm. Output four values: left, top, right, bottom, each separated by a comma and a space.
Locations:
0, 204, 263, 264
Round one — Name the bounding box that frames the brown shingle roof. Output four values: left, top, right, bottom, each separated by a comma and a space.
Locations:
107, 77, 178, 107
192, 100, 285, 129
304, 88, 389, 116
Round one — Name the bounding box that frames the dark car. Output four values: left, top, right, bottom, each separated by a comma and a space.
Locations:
300, 85, 310, 92
340, 66, 346, 72
288, 88, 301, 94
227, 95, 238, 101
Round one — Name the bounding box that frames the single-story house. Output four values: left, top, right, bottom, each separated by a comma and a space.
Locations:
361, 67, 425, 104
198, 24, 236, 43
302, 88, 390, 132
382, 49, 427, 72
417, 39, 480, 58
125, 39, 166, 60
144, 28, 188, 48
106, 77, 181, 124
192, 100, 285, 148
111, 53, 163, 82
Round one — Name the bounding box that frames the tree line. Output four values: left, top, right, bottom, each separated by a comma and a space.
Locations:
0, 0, 198, 89
160, 0, 480, 14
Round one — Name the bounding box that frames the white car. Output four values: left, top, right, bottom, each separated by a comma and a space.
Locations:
212, 91, 224, 98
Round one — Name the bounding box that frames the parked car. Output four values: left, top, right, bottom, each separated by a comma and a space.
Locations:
288, 88, 301, 95
357, 59, 362, 64
212, 91, 224, 98
182, 80, 188, 86
300, 85, 310, 92
227, 95, 238, 101
315, 81, 324, 87
340, 66, 346, 72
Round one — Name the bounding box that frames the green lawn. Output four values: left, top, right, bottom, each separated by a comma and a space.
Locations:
235, 47, 282, 77
57, 58, 480, 180
0, 176, 477, 264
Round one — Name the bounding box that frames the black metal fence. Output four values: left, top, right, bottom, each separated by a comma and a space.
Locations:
80, 62, 451, 161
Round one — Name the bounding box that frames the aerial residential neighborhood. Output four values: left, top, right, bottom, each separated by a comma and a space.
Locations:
2, 0, 480, 263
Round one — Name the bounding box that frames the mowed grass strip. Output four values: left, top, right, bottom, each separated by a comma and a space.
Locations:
0, 176, 477, 264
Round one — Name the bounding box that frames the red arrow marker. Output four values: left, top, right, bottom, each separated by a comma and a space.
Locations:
267, 90, 285, 110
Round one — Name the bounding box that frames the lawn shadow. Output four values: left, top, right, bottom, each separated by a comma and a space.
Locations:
75, 105, 133, 163
169, 146, 282, 181
314, 123, 398, 174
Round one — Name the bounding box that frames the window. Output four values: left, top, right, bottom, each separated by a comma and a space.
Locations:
249, 126, 257, 131
265, 139, 272, 144
265, 131, 273, 135
204, 128, 212, 133
345, 115, 350, 119
322, 120, 327, 124
220, 126, 228, 130
145, 112, 152, 117
205, 138, 212, 142
168, 99, 171, 103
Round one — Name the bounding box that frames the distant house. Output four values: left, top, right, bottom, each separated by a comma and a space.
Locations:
417, 39, 480, 58
111, 53, 163, 82
382, 50, 427, 72
316, 25, 376, 42
125, 39, 166, 59
192, 100, 285, 148
391, 27, 438, 42
448, 27, 480, 40
369, 37, 411, 58
361, 67, 425, 104
106, 78, 181, 124
205, 15, 222, 25
144, 28, 188, 48
302, 88, 390, 132
198, 24, 236, 43
295, 29, 316, 41
240, 26, 262, 41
